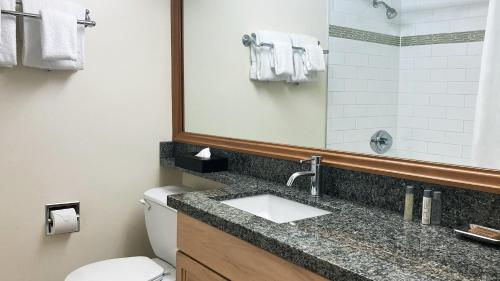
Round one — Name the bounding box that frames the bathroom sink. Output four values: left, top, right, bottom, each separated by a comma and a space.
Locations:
221, 194, 330, 223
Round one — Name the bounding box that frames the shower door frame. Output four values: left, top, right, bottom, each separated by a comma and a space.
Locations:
170, 0, 500, 195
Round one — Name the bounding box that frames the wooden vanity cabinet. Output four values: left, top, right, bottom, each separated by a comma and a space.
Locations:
177, 212, 328, 281
176, 252, 228, 281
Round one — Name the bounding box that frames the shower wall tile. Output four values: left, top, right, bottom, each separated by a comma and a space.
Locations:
431, 69, 467, 82
326, 36, 400, 154
327, 0, 487, 165
448, 55, 482, 68
416, 21, 450, 35
327, 1, 402, 154
431, 43, 467, 56
467, 41, 484, 55
396, 40, 483, 166
400, 1, 489, 36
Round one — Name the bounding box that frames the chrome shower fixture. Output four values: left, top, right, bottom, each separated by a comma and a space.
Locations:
373, 0, 398, 19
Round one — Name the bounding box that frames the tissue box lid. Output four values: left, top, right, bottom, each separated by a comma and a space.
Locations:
175, 152, 228, 173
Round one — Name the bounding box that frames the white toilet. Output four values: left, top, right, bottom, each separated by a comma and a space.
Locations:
65, 186, 191, 281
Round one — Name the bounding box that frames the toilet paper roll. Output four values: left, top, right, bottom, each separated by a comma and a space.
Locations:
50, 208, 79, 235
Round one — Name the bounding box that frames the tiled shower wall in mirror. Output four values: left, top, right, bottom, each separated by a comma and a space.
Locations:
327, 0, 488, 166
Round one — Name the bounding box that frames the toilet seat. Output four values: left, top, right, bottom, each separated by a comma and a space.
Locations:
65, 256, 164, 281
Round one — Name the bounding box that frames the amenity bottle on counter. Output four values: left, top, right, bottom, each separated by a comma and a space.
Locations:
431, 191, 442, 225
404, 186, 414, 222
421, 190, 432, 225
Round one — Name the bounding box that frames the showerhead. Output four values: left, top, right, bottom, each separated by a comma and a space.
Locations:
385, 6, 398, 19
373, 0, 398, 19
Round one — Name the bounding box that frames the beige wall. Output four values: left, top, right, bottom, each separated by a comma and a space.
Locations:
183, 0, 328, 148
0, 0, 178, 280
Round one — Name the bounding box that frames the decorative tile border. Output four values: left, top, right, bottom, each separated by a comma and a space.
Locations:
330, 25, 485, 47
401, 30, 485, 46
329, 25, 400, 46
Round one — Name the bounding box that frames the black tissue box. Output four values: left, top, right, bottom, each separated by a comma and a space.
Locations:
175, 152, 228, 173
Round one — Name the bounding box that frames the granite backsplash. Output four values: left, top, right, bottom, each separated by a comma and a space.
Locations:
160, 142, 500, 229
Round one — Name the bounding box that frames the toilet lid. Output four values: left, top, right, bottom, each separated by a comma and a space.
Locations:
65, 257, 164, 281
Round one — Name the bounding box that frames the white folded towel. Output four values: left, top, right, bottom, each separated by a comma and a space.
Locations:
288, 34, 312, 82
258, 31, 294, 76
287, 34, 325, 83
23, 0, 86, 70
0, 0, 17, 67
249, 40, 258, 79
41, 8, 78, 61
253, 31, 279, 81
272, 41, 294, 76
259, 31, 293, 77
304, 44, 325, 72
288, 50, 309, 83
250, 31, 293, 81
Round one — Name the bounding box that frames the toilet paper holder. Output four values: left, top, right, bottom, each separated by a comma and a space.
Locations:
45, 202, 80, 236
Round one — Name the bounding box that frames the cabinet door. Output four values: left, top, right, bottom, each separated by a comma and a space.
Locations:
177, 213, 329, 281
177, 251, 229, 281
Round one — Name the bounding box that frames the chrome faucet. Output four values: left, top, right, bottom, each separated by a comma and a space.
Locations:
287, 156, 322, 197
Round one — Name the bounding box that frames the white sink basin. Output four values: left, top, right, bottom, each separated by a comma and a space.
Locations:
221, 194, 330, 223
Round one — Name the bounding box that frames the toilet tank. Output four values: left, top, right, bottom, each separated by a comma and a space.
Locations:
142, 186, 191, 267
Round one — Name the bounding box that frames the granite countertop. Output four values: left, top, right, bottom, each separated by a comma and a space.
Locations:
162, 159, 500, 281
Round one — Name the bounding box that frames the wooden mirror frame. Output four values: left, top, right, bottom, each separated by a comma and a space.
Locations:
170, 0, 500, 195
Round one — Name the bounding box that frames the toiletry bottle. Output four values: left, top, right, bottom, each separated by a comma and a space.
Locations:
421, 190, 432, 225
404, 186, 414, 222
431, 191, 442, 225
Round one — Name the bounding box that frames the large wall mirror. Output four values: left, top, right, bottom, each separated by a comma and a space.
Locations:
175, 0, 500, 192
183, 0, 329, 148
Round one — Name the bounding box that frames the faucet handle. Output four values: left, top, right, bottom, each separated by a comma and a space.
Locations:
300, 156, 322, 164
300, 158, 313, 164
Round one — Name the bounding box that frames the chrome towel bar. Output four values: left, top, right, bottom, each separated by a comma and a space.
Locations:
242, 33, 328, 55
1, 0, 96, 27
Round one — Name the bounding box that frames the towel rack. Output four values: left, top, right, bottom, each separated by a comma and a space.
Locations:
1, 0, 96, 27
242, 33, 328, 54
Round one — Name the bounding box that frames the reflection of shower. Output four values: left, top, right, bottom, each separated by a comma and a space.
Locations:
373, 0, 398, 19
370, 130, 393, 154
